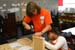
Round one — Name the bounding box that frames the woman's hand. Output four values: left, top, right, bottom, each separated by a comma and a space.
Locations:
34, 32, 43, 36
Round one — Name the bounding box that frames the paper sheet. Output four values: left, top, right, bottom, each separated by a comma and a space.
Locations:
8, 42, 23, 49
18, 46, 32, 50
62, 27, 75, 35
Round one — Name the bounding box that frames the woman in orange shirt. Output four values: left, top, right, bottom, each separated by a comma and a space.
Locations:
23, 1, 53, 37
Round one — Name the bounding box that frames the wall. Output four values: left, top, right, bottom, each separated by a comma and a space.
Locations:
0, 0, 57, 21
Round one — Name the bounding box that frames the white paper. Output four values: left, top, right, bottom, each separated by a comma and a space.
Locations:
18, 46, 32, 50
8, 42, 23, 49
62, 27, 75, 35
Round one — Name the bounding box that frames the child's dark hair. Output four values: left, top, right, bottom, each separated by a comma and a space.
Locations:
47, 28, 60, 36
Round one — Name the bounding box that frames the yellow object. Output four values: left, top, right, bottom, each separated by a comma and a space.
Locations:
32, 35, 45, 50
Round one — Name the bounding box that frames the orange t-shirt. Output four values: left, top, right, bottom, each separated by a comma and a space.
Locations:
23, 8, 53, 32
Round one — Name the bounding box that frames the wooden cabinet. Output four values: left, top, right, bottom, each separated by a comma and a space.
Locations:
59, 13, 75, 30
4, 12, 16, 39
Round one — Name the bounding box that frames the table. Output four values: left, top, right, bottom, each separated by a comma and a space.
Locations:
0, 36, 48, 50
0, 38, 32, 50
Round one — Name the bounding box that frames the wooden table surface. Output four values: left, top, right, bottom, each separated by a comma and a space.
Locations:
0, 38, 32, 50
0, 37, 47, 50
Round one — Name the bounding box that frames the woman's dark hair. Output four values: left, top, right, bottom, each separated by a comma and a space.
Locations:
26, 1, 41, 17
